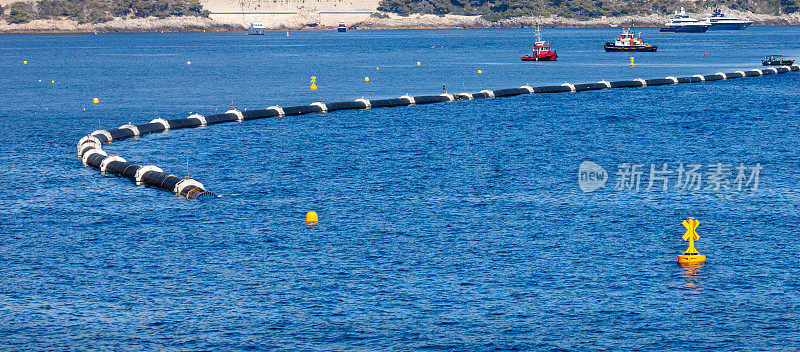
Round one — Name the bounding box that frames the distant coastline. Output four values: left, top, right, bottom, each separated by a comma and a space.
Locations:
1, 10, 799, 33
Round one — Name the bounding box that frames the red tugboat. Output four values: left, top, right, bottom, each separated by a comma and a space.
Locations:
521, 28, 557, 61
604, 28, 657, 52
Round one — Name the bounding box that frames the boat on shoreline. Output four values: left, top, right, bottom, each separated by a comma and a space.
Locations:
703, 8, 753, 30
660, 8, 710, 33
521, 27, 557, 61
338, 22, 347, 32
604, 28, 657, 52
247, 22, 265, 35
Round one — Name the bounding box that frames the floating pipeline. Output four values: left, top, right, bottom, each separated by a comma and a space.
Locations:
76, 65, 800, 199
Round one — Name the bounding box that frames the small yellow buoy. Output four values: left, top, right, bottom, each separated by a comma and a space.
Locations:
364, 76, 369, 82
416, 61, 421, 66
376, 67, 379, 70
38, 79, 41, 82
94, 32, 97, 35
93, 98, 99, 104
310, 83, 317, 90
23, 60, 27, 64
477, 69, 482, 74
305, 211, 318, 224
629, 57, 635, 67
678, 217, 706, 265
187, 61, 191, 65
286, 31, 289, 37
51, 80, 55, 84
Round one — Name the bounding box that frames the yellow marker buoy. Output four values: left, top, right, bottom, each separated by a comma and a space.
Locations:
477, 69, 482, 74
51, 80, 55, 84
23, 60, 27, 64
92, 98, 99, 104
310, 83, 317, 90
629, 57, 635, 67
286, 31, 289, 37
416, 61, 421, 66
305, 211, 318, 224
364, 76, 369, 82
678, 217, 706, 265
187, 61, 191, 65
376, 67, 379, 70
38, 79, 41, 82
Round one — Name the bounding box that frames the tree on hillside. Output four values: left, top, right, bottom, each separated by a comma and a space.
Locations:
7, 2, 33, 23
780, 0, 800, 13
8, 8, 32, 23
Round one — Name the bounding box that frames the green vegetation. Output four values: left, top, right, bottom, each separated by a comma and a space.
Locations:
377, 0, 799, 20
2, 0, 209, 24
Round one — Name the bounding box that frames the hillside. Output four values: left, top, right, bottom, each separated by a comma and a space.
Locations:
377, 0, 800, 21
0, 0, 209, 25
1, 0, 799, 31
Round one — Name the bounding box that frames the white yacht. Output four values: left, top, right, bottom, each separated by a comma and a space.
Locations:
703, 9, 753, 30
247, 22, 265, 35
660, 7, 710, 33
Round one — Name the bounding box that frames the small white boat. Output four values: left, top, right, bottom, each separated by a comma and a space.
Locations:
247, 22, 265, 35
337, 22, 347, 32
702, 9, 753, 30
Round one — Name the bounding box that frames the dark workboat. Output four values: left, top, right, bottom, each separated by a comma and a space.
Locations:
762, 55, 794, 66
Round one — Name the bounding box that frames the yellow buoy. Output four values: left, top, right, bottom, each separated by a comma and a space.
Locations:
416, 61, 421, 66
477, 69, 482, 74
51, 80, 55, 84
678, 217, 706, 265
376, 67, 379, 70
23, 61, 27, 64
310, 83, 317, 90
187, 61, 191, 65
286, 31, 289, 37
364, 76, 369, 82
92, 98, 99, 104
629, 57, 635, 67
305, 211, 318, 224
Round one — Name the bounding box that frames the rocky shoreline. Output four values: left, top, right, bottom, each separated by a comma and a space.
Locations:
1, 9, 799, 33
0, 16, 239, 33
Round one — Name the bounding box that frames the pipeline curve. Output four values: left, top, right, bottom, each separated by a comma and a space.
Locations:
76, 64, 800, 199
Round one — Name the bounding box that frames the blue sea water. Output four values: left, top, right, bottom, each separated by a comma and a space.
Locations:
1, 27, 800, 350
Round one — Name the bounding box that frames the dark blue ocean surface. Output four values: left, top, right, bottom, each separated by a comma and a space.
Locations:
1, 27, 800, 350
